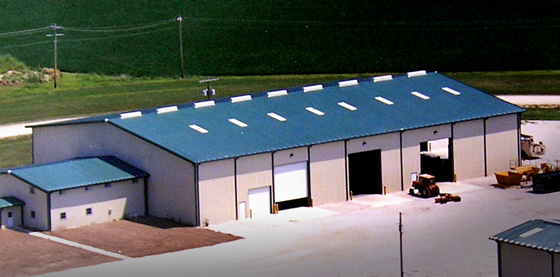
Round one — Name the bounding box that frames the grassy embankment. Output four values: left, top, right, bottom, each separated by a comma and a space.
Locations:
0, 70, 558, 168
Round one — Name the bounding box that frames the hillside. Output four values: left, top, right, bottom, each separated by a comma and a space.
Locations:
0, 1, 559, 76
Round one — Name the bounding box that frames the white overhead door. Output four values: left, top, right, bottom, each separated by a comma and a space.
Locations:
248, 187, 271, 217
274, 162, 308, 202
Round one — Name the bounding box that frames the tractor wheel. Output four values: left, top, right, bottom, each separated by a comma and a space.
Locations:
421, 187, 430, 198
409, 188, 414, 195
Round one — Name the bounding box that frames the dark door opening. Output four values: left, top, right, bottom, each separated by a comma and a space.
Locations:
349, 149, 382, 195
277, 197, 309, 210
420, 138, 454, 182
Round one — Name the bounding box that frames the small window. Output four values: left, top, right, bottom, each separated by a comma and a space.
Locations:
104, 183, 112, 188
30, 210, 36, 218
60, 212, 66, 220
59, 190, 65, 195
86, 208, 92, 215
84, 186, 90, 191
29, 187, 35, 194
7, 211, 12, 218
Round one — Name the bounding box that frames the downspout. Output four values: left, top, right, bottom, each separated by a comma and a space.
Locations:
20, 205, 24, 228
271, 152, 276, 213
497, 242, 502, 277
194, 163, 200, 226
307, 146, 312, 206
483, 118, 488, 177
517, 113, 522, 167
344, 139, 349, 200
400, 129, 404, 191
550, 251, 555, 277
450, 123, 455, 182
234, 158, 238, 220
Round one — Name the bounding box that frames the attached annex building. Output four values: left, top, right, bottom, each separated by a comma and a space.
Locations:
0, 71, 524, 230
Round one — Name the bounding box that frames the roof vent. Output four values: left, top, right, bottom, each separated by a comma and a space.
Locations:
375, 96, 394, 105
267, 112, 287, 122
411, 91, 430, 100
306, 107, 325, 116
157, 106, 178, 114
189, 124, 209, 134
442, 87, 461, 95
120, 111, 142, 119
338, 102, 357, 111
228, 118, 248, 128
231, 95, 252, 103
303, 84, 323, 92
373, 75, 393, 83
407, 70, 427, 78
519, 227, 543, 238
194, 100, 216, 108
267, 90, 288, 98
339, 80, 359, 87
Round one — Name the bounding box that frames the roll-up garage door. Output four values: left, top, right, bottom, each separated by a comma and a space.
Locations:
274, 162, 308, 203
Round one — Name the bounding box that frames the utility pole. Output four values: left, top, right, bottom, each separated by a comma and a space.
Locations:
399, 212, 404, 277
46, 24, 63, 88
176, 15, 185, 79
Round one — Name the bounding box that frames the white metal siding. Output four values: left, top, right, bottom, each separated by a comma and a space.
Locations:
486, 114, 519, 174
248, 187, 271, 217
236, 154, 273, 219
310, 141, 346, 205
198, 159, 236, 225
500, 243, 552, 277
0, 175, 48, 231
453, 119, 485, 180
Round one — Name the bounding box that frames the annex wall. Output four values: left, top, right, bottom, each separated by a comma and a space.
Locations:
310, 141, 347, 205
32, 123, 197, 226
198, 159, 236, 225
49, 179, 145, 231
499, 243, 551, 277
453, 119, 485, 180
236, 153, 273, 219
0, 175, 49, 230
486, 114, 520, 174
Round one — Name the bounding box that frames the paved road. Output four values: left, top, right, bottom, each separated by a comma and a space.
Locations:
0, 117, 80, 139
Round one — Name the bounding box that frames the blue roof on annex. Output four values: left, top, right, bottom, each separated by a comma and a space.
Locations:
39, 72, 525, 164
490, 219, 560, 253
1, 156, 148, 193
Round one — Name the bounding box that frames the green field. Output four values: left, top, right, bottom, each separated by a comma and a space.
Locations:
0, 1, 559, 76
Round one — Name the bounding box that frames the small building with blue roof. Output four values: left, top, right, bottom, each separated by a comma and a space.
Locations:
0, 71, 524, 229
490, 219, 560, 277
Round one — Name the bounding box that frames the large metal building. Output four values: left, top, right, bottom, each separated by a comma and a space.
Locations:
3, 71, 524, 228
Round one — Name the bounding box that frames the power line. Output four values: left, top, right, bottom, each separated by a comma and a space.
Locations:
63, 18, 175, 33
60, 26, 175, 43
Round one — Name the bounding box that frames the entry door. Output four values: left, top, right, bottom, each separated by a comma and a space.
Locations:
248, 187, 271, 217
274, 162, 309, 209
349, 149, 382, 195
7, 211, 13, 227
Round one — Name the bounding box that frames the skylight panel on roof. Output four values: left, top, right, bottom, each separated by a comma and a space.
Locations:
442, 87, 461, 95
303, 84, 323, 92
519, 227, 543, 238
194, 100, 216, 108
373, 75, 393, 83
157, 106, 178, 114
375, 96, 394, 105
120, 111, 142, 119
407, 70, 427, 78
189, 124, 208, 134
338, 102, 357, 111
228, 118, 248, 128
267, 112, 287, 122
339, 80, 359, 87
231, 95, 252, 103
411, 91, 430, 100
306, 107, 325, 116
267, 90, 288, 98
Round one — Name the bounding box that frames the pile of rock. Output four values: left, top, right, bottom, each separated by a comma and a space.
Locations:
0, 68, 59, 85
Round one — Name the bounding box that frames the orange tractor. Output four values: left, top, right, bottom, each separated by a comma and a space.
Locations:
409, 174, 440, 198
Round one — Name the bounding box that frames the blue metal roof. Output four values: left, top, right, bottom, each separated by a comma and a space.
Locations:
36, 72, 524, 164
1, 156, 148, 193
490, 219, 560, 253
0, 197, 24, 209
